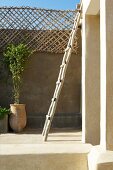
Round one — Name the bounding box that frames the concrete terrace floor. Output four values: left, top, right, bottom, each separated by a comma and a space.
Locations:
0, 128, 82, 144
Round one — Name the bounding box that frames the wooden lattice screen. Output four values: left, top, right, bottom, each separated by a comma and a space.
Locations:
0, 7, 78, 53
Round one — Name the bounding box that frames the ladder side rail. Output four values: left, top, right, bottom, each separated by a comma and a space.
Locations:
42, 7, 82, 140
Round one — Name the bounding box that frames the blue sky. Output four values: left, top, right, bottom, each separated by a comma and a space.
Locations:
0, 0, 80, 10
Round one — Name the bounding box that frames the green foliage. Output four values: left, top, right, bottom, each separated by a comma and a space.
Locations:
3, 44, 31, 104
0, 107, 10, 120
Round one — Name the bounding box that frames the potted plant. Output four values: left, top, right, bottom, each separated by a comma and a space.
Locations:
0, 106, 10, 133
3, 43, 31, 132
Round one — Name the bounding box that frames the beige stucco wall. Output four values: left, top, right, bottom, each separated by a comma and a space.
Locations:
0, 30, 82, 129
100, 0, 113, 150
83, 0, 113, 151
82, 15, 100, 145
83, 0, 99, 15
22, 52, 81, 128
106, 0, 113, 151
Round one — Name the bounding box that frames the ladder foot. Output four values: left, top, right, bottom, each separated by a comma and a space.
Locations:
43, 135, 48, 142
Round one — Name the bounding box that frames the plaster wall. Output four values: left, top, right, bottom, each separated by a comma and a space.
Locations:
82, 15, 100, 145
83, 0, 100, 15
106, 0, 113, 151
100, 0, 113, 150
0, 30, 82, 129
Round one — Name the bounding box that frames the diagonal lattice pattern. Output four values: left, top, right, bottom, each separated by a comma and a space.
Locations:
0, 7, 78, 53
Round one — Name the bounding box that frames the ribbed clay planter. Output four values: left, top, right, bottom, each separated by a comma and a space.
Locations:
9, 104, 26, 132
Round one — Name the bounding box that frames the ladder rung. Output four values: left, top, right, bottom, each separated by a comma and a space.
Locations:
56, 80, 62, 84
65, 46, 72, 52
60, 63, 66, 68
51, 98, 57, 102
65, 48, 69, 52
46, 115, 51, 120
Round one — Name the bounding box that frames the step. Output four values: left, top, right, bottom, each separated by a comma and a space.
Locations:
88, 145, 113, 170
0, 143, 92, 170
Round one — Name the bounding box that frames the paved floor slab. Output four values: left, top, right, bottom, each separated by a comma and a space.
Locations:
0, 128, 82, 144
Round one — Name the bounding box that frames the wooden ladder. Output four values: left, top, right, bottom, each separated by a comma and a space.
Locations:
42, 4, 82, 141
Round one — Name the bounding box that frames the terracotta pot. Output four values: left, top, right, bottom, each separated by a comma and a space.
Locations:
9, 104, 26, 132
